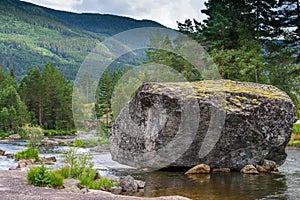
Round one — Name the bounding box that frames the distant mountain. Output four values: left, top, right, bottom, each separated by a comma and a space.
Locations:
0, 0, 165, 80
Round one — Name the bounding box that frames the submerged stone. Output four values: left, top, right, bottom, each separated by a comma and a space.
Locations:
109, 80, 296, 170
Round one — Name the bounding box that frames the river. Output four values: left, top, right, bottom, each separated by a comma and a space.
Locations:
0, 140, 299, 200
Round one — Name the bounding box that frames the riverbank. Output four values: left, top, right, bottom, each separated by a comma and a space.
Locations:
0, 170, 189, 200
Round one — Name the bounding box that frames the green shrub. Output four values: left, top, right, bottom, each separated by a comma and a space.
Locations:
0, 132, 11, 138
27, 166, 40, 185
293, 123, 300, 135
23, 124, 44, 149
74, 139, 84, 147
27, 165, 51, 187
49, 171, 64, 188
15, 148, 39, 161
56, 166, 71, 178
62, 147, 95, 179
88, 178, 114, 191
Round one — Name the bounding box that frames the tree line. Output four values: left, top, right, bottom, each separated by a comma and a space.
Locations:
0, 63, 74, 133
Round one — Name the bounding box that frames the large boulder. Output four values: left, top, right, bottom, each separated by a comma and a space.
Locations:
109, 80, 296, 170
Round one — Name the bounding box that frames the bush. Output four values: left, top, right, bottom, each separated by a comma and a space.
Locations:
49, 171, 64, 188
56, 166, 71, 178
0, 132, 11, 138
293, 123, 300, 135
62, 147, 95, 179
27, 165, 64, 188
23, 124, 44, 149
88, 178, 114, 191
74, 139, 84, 147
27, 165, 51, 187
15, 148, 39, 161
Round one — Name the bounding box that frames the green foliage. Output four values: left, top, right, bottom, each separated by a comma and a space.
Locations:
22, 124, 44, 149
177, 0, 300, 116
49, 171, 64, 189
43, 129, 77, 136
0, 66, 30, 133
87, 178, 114, 191
19, 64, 75, 130
27, 164, 51, 187
62, 147, 95, 179
73, 139, 84, 147
288, 134, 300, 147
293, 124, 300, 135
0, 132, 11, 138
15, 148, 39, 161
27, 165, 64, 188
56, 166, 71, 179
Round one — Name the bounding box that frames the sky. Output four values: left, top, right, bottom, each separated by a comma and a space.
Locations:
21, 0, 207, 29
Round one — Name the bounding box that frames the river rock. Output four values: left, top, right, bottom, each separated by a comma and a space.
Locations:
0, 149, 5, 155
255, 165, 268, 173
4, 151, 14, 159
241, 165, 259, 174
63, 179, 81, 193
185, 164, 211, 174
212, 168, 231, 173
120, 175, 138, 193
8, 134, 21, 140
109, 80, 296, 170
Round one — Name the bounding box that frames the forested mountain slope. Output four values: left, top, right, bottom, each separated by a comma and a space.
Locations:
0, 0, 164, 80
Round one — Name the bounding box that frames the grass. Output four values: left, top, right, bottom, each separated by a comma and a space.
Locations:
43, 129, 77, 137
292, 123, 300, 135
15, 148, 39, 161
0, 132, 12, 138
288, 123, 300, 148
73, 139, 103, 148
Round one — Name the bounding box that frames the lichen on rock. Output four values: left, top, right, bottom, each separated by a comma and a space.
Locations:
109, 80, 296, 170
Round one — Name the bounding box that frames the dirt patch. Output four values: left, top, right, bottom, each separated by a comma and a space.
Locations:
0, 170, 189, 200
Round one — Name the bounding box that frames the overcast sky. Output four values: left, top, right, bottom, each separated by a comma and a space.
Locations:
21, 0, 206, 29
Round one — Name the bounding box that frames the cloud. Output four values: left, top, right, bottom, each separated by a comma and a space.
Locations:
22, 0, 83, 12
21, 0, 206, 29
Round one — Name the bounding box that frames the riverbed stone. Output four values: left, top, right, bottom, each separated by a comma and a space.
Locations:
109, 80, 296, 170
0, 149, 5, 155
4, 151, 14, 159
212, 168, 231, 173
63, 179, 81, 193
8, 134, 21, 140
185, 164, 211, 174
255, 165, 268, 173
241, 165, 259, 174
120, 175, 138, 193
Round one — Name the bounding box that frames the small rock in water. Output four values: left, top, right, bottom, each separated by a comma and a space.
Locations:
241, 165, 259, 174
185, 164, 211, 174
8, 134, 21, 140
135, 180, 146, 189
0, 149, 5, 155
17, 160, 27, 168
255, 165, 268, 173
120, 175, 138, 193
4, 151, 14, 159
212, 168, 231, 173
262, 159, 277, 172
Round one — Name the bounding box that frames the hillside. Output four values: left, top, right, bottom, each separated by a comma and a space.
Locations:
0, 0, 165, 80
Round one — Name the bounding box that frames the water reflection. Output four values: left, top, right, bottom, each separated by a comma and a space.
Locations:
125, 171, 289, 200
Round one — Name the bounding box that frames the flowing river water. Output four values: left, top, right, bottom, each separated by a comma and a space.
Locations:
0, 139, 299, 200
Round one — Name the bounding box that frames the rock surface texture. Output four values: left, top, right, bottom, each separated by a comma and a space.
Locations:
109, 80, 296, 170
